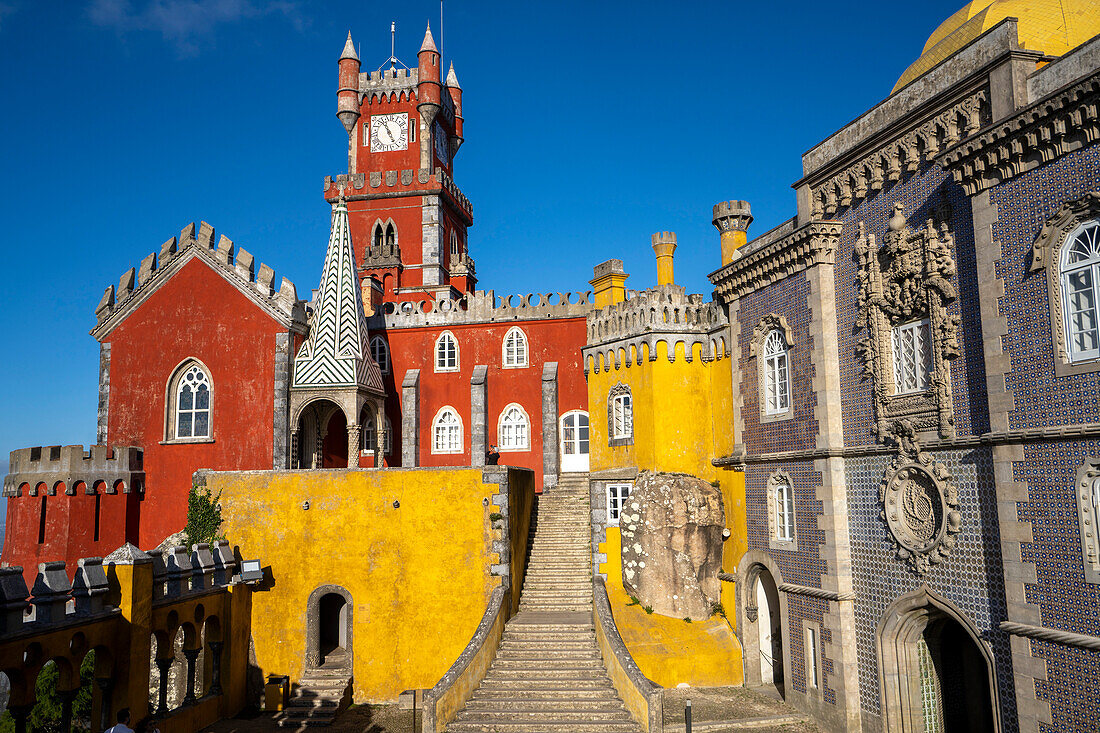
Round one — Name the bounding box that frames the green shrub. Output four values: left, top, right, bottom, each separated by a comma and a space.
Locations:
711, 602, 726, 618
489, 512, 503, 523
185, 480, 224, 548
643, 605, 653, 614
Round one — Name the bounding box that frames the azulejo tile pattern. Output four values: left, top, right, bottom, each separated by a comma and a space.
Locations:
738, 272, 819, 454
990, 146, 1100, 430
834, 165, 988, 445
846, 449, 1015, 728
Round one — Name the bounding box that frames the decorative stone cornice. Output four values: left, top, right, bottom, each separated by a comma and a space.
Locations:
938, 72, 1100, 196
324, 168, 473, 222
809, 87, 990, 218
90, 221, 306, 341
709, 221, 843, 302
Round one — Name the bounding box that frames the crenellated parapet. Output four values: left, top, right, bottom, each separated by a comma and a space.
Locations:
90, 221, 306, 340
359, 67, 419, 103
3, 444, 144, 497
367, 289, 593, 329
583, 284, 730, 374
324, 167, 473, 222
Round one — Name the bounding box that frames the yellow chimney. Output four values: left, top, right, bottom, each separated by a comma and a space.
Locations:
651, 232, 676, 287
590, 259, 629, 309
712, 201, 753, 265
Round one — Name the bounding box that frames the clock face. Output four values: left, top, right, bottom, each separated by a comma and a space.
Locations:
370, 114, 409, 153
433, 121, 449, 165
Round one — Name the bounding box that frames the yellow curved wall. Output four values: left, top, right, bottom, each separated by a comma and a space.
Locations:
212, 467, 514, 703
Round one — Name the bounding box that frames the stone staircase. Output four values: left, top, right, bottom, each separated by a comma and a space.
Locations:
275, 654, 352, 728
447, 473, 641, 732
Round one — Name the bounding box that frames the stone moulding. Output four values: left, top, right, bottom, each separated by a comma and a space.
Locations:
854, 206, 960, 440
878, 441, 962, 575
938, 72, 1100, 196
1075, 457, 1100, 585
808, 87, 990, 218
709, 221, 843, 302
748, 314, 793, 357
999, 620, 1100, 650
91, 221, 306, 341
324, 167, 473, 222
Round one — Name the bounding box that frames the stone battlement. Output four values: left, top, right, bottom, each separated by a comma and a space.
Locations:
4, 444, 144, 497
324, 168, 473, 218
91, 221, 304, 339
359, 67, 418, 100
583, 284, 730, 372
368, 289, 593, 329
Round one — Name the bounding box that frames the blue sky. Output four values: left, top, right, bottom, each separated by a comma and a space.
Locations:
0, 0, 962, 530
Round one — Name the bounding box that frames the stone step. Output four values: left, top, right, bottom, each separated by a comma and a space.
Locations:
485, 666, 609, 681
477, 678, 617, 692
454, 708, 633, 722
491, 655, 603, 668
446, 719, 639, 732
462, 698, 625, 712
470, 687, 619, 701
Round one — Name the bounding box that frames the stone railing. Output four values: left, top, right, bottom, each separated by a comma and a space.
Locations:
593, 577, 663, 732
0, 540, 251, 733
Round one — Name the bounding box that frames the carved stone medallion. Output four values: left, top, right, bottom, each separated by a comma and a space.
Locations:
878, 427, 961, 575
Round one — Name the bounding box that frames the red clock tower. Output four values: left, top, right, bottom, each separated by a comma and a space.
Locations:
326, 26, 474, 305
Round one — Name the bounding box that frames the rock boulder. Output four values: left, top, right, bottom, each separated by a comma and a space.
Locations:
620, 471, 725, 620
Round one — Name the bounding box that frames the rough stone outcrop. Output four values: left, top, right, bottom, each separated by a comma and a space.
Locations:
620, 472, 724, 620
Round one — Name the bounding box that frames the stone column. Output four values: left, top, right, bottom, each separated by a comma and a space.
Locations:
470, 365, 488, 466
272, 332, 292, 469
315, 422, 327, 469
374, 400, 385, 467
541, 362, 559, 489
95, 678, 113, 733
290, 429, 300, 470
155, 657, 172, 714
401, 369, 420, 466
347, 423, 361, 468
9, 704, 31, 733
208, 641, 224, 696
59, 689, 77, 733
183, 648, 200, 704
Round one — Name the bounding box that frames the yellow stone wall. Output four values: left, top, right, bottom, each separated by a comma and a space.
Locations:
211, 467, 530, 703
587, 336, 747, 686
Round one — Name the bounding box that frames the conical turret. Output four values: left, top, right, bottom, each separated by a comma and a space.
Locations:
446, 62, 464, 157
416, 23, 443, 162
337, 31, 361, 135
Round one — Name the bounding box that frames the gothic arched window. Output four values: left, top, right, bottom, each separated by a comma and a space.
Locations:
432, 407, 463, 454
608, 384, 633, 446
370, 335, 390, 374
502, 327, 528, 368
363, 412, 393, 455
167, 361, 212, 441
435, 331, 459, 372
373, 223, 384, 250
385, 222, 396, 249
498, 403, 530, 451
1061, 220, 1100, 363
450, 230, 460, 259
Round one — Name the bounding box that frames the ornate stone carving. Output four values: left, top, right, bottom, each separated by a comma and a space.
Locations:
854, 204, 959, 440
710, 221, 843, 303
748, 314, 793, 357
878, 425, 961, 575
1074, 457, 1100, 585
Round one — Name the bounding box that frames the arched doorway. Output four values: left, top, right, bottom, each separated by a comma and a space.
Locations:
752, 567, 784, 693
879, 587, 998, 733
560, 411, 589, 472
321, 410, 347, 468
294, 399, 350, 469
306, 586, 354, 672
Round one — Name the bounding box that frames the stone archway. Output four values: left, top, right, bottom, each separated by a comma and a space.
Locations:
736, 550, 789, 697
877, 586, 1000, 733
305, 585, 354, 672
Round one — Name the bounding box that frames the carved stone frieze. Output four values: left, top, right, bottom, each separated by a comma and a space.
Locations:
748, 314, 793, 357
939, 74, 1100, 196
855, 204, 960, 440
813, 88, 989, 218
709, 221, 843, 303
878, 425, 962, 575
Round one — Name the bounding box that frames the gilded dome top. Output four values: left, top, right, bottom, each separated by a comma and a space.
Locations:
893, 0, 1100, 93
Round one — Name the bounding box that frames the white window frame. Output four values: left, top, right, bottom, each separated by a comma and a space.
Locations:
1061, 220, 1100, 363
606, 482, 633, 527
768, 471, 796, 550
497, 403, 531, 452
763, 329, 791, 415
431, 407, 463, 454
435, 331, 459, 372
502, 327, 529, 369
166, 360, 213, 442
370, 335, 390, 374
891, 319, 932, 395
362, 413, 393, 456
609, 387, 633, 444
804, 621, 821, 692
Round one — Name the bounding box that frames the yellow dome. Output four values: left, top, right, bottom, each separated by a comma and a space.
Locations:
893, 0, 1100, 93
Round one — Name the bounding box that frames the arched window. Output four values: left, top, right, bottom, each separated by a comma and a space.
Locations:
763, 330, 791, 414
498, 404, 530, 451
432, 407, 463, 454
385, 223, 396, 248
608, 384, 632, 446
1061, 220, 1100, 362
502, 327, 528, 368
167, 361, 212, 441
370, 336, 390, 374
435, 331, 459, 372
373, 223, 384, 250
363, 413, 393, 455
768, 471, 796, 547
450, 230, 460, 259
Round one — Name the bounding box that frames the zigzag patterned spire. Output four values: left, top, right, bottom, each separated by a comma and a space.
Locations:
293, 198, 384, 392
